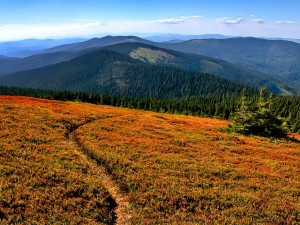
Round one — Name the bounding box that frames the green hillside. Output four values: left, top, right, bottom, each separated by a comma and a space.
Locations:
104, 42, 296, 95
0, 50, 255, 99
157, 37, 300, 92
0, 37, 298, 95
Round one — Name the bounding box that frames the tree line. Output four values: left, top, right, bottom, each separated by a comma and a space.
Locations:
0, 85, 299, 133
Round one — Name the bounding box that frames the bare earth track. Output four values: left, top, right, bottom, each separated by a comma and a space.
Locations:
67, 123, 132, 225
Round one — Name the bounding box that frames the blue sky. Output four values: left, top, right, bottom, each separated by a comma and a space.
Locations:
0, 0, 300, 41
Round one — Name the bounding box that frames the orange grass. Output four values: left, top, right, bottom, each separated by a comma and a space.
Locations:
74, 107, 300, 224
0, 96, 116, 224
1, 96, 299, 224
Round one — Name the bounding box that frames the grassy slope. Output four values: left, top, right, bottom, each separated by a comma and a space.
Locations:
1, 96, 299, 224
0, 96, 117, 224
74, 103, 300, 223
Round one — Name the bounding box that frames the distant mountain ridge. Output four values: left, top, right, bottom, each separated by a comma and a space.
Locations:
103, 42, 295, 95
144, 34, 231, 42
0, 38, 86, 57
0, 35, 299, 95
0, 39, 294, 95
0, 36, 153, 76
0, 50, 256, 99
42, 36, 153, 54
156, 37, 300, 90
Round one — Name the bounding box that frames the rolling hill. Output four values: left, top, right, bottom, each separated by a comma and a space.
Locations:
42, 35, 152, 54
0, 39, 296, 95
103, 42, 296, 95
1, 36, 299, 95
0, 36, 153, 76
0, 50, 255, 99
157, 37, 300, 89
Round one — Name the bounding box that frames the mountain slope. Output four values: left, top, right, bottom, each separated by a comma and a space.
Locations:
43, 35, 153, 54
103, 42, 296, 95
0, 36, 153, 76
0, 36, 298, 95
0, 38, 86, 57
0, 50, 255, 99
157, 37, 300, 89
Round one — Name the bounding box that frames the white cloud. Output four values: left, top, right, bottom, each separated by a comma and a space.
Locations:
1, 17, 300, 41
0, 21, 106, 41
150, 18, 185, 24
190, 15, 203, 18
150, 15, 203, 24
216, 17, 245, 24
84, 21, 105, 26
251, 18, 264, 24
276, 20, 296, 24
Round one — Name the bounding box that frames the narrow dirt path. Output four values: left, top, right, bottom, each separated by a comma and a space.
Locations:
67, 125, 132, 225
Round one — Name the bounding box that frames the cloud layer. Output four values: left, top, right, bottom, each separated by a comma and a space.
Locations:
216, 17, 245, 24
0, 15, 298, 41
150, 15, 203, 24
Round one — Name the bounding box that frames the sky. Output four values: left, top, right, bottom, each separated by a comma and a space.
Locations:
0, 0, 300, 41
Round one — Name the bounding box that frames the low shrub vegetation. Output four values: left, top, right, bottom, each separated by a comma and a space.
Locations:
0, 96, 116, 224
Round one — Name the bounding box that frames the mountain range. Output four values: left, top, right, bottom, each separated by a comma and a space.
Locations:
156, 38, 300, 89
0, 38, 86, 57
0, 50, 255, 99
0, 35, 299, 96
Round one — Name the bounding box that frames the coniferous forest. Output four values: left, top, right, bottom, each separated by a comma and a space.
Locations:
1, 85, 299, 133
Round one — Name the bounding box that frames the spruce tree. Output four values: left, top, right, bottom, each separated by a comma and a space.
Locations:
229, 88, 288, 138
229, 89, 255, 134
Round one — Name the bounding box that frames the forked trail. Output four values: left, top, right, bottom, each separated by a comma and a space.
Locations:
67, 122, 132, 225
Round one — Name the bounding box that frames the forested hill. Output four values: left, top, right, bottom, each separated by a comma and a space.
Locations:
42, 35, 152, 54
103, 42, 295, 95
0, 50, 256, 99
0, 37, 298, 95
157, 37, 300, 91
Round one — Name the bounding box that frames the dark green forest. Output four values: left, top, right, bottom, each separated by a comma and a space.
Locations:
104, 42, 294, 95
1, 85, 299, 133
0, 50, 257, 99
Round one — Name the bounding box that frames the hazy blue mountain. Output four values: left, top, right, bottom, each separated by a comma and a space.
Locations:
0, 51, 80, 76
1, 36, 299, 95
144, 34, 231, 42
42, 36, 153, 53
156, 37, 300, 89
267, 38, 300, 44
0, 50, 255, 99
0, 37, 151, 76
0, 39, 297, 95
0, 38, 86, 57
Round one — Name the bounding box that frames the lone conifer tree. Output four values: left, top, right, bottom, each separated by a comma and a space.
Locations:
229, 89, 254, 134
229, 88, 288, 138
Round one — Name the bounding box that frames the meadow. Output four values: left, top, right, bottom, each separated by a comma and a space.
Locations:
0, 96, 117, 224
1, 96, 299, 224
74, 105, 300, 224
